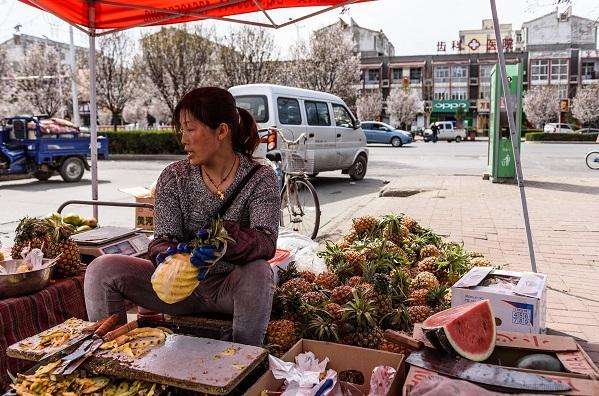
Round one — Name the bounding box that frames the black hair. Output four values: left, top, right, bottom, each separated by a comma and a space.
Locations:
173, 87, 259, 156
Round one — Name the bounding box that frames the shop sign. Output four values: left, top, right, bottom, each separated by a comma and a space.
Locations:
477, 99, 490, 113
432, 100, 469, 113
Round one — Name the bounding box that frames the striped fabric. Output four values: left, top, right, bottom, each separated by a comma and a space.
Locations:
0, 275, 86, 386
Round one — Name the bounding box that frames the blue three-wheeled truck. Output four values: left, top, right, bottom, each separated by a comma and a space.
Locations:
0, 116, 109, 182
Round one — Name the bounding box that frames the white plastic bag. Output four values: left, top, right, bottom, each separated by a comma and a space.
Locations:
277, 230, 326, 274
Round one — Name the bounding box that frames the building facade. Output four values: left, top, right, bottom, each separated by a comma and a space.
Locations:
459, 19, 525, 54
522, 7, 598, 113
0, 33, 87, 70
319, 18, 395, 58
359, 52, 527, 131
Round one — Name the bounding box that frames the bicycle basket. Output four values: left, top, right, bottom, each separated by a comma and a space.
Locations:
280, 140, 314, 174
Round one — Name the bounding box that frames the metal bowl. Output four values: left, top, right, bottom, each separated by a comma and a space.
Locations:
0, 259, 56, 298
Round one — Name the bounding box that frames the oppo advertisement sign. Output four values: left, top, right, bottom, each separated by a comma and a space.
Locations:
432, 100, 469, 113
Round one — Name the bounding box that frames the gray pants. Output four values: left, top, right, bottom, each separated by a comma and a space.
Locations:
84, 254, 275, 346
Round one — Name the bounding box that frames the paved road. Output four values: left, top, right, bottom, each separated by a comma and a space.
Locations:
1, 141, 598, 247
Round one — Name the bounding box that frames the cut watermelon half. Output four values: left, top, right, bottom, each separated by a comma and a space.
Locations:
421, 300, 496, 362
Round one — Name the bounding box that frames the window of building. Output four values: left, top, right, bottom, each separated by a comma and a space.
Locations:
277, 97, 302, 125
391, 68, 402, 81
332, 104, 354, 128
531, 60, 549, 81
366, 69, 380, 83
582, 61, 598, 80
409, 68, 422, 83
556, 84, 568, 99
451, 87, 468, 100
434, 66, 450, 83
550, 59, 568, 82
479, 84, 491, 100
433, 86, 450, 100
305, 101, 331, 126
479, 64, 493, 82
451, 65, 468, 83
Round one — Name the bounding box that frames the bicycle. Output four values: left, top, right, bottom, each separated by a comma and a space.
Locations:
586, 151, 599, 170
265, 127, 321, 240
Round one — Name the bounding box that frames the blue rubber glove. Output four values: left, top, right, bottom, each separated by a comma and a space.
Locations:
177, 243, 192, 253
165, 246, 177, 256
155, 252, 167, 264
190, 245, 217, 280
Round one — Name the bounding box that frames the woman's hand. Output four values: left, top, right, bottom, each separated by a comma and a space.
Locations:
190, 246, 216, 280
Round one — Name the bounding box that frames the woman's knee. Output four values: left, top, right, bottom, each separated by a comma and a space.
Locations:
237, 260, 274, 286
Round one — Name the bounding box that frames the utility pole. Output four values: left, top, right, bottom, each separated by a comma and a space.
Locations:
69, 26, 80, 126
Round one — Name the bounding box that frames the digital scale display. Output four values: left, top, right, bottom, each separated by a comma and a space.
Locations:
101, 240, 136, 255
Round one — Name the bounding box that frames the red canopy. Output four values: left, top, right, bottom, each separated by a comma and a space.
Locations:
21, 0, 366, 31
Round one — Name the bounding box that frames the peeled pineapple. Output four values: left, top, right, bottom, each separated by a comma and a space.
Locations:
151, 253, 199, 304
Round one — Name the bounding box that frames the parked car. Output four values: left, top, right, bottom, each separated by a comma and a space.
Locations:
423, 121, 467, 142
230, 84, 368, 180
576, 128, 599, 134
544, 123, 574, 133
360, 121, 412, 147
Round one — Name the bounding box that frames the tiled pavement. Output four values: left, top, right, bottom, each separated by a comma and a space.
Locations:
325, 174, 599, 363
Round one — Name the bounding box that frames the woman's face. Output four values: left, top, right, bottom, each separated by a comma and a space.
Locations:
179, 110, 228, 166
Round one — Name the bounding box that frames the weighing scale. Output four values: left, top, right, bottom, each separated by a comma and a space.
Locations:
71, 226, 151, 262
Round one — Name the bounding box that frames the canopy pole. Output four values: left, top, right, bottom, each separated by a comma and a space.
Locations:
88, 5, 99, 220
489, 0, 537, 272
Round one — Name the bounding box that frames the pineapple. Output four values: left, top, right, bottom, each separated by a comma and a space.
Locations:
407, 305, 434, 325
470, 256, 491, 267
318, 242, 353, 280
11, 217, 51, 259
381, 306, 410, 332
315, 272, 340, 290
343, 326, 384, 350
324, 302, 344, 323
281, 278, 313, 294
347, 275, 365, 287
427, 286, 450, 312
344, 250, 365, 276
277, 262, 299, 286
307, 312, 340, 342
411, 271, 440, 291
352, 216, 380, 237
341, 288, 384, 349
272, 288, 303, 322
302, 291, 326, 307
330, 285, 353, 305
381, 214, 409, 246
420, 244, 442, 259
408, 288, 429, 306
44, 217, 82, 278
416, 257, 439, 274
298, 270, 317, 283
371, 273, 393, 317
401, 215, 418, 231
266, 320, 298, 350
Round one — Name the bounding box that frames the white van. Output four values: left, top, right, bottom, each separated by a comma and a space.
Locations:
229, 84, 369, 180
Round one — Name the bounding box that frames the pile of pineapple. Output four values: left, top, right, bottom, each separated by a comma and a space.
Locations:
266, 213, 490, 354
10, 217, 83, 278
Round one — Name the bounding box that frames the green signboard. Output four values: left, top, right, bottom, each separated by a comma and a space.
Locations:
432, 100, 469, 113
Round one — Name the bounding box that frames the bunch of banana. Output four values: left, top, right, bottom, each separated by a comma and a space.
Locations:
100, 327, 170, 359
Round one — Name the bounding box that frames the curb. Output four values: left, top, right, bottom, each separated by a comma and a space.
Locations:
525, 141, 598, 145
108, 154, 185, 161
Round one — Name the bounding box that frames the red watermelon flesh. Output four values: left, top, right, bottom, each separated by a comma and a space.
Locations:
421, 300, 496, 362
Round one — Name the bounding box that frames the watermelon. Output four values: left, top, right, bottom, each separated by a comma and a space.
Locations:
421, 300, 496, 362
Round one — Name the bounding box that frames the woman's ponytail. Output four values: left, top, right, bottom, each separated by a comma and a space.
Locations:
235, 106, 259, 156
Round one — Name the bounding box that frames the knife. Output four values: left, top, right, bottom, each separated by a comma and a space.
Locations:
52, 314, 120, 375
406, 349, 571, 392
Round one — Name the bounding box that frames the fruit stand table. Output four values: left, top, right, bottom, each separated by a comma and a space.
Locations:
0, 275, 86, 387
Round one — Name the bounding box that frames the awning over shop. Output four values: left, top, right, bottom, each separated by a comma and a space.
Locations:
388, 61, 426, 68
21, 0, 368, 32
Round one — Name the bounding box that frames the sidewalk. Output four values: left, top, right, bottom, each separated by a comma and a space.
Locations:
323, 173, 599, 363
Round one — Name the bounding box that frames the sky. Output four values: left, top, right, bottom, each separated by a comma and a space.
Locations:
0, 0, 597, 57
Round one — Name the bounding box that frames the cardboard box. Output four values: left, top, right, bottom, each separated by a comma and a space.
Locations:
245, 339, 405, 396
410, 326, 599, 394
120, 186, 155, 231
403, 366, 599, 396
452, 267, 547, 333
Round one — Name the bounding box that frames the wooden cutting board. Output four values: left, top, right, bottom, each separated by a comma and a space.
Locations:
7, 318, 94, 361
87, 334, 267, 395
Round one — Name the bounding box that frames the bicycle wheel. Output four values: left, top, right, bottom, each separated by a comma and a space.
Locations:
280, 177, 321, 240
586, 151, 599, 170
